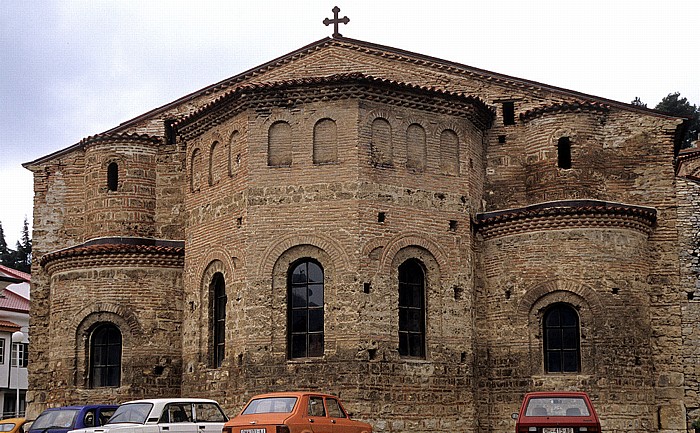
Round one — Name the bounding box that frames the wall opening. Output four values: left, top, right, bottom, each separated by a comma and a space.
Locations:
557, 137, 572, 169
502, 102, 515, 126
107, 162, 119, 192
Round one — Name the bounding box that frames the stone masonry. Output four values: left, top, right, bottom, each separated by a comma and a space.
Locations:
23, 36, 697, 433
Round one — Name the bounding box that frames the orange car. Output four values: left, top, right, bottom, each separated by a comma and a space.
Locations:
223, 392, 372, 433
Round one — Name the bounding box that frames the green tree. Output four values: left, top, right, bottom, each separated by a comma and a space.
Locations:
0, 222, 11, 266
9, 218, 31, 274
655, 92, 699, 148
631, 97, 647, 108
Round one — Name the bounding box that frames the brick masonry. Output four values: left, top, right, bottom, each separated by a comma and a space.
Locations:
23, 37, 697, 433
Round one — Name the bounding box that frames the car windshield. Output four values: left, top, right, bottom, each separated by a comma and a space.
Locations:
0, 423, 16, 432
525, 397, 590, 417
242, 398, 297, 414
107, 404, 153, 424
32, 409, 79, 429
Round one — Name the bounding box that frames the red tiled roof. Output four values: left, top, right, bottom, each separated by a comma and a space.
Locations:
0, 289, 29, 313
0, 265, 30, 282
0, 320, 21, 332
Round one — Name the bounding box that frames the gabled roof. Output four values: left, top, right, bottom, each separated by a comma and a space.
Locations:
24, 35, 685, 168
0, 289, 29, 313
0, 265, 30, 283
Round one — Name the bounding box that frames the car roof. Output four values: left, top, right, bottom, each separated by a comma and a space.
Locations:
246, 392, 338, 399
42, 405, 118, 410
0, 418, 25, 423
120, 398, 220, 404
525, 391, 590, 397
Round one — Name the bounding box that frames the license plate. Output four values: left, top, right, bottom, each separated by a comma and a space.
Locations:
542, 429, 573, 433
241, 429, 266, 433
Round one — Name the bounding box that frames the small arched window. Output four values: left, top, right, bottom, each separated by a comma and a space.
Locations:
543, 303, 580, 373
89, 323, 122, 387
288, 260, 324, 359
398, 259, 426, 358
211, 273, 226, 368
557, 137, 572, 169
107, 162, 119, 191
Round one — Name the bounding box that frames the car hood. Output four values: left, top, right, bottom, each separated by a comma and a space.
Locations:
69, 423, 143, 433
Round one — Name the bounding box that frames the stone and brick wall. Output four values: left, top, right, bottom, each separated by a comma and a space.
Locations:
23, 37, 694, 432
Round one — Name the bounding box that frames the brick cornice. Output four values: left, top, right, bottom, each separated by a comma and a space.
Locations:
474, 200, 656, 239
174, 73, 495, 141
519, 101, 610, 122
40, 237, 184, 275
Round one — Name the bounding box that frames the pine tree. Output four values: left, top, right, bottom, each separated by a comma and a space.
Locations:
655, 92, 699, 148
0, 222, 10, 266
11, 218, 31, 273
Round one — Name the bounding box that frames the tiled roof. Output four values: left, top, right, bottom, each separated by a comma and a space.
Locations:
0, 320, 21, 332
0, 265, 30, 282
0, 289, 29, 313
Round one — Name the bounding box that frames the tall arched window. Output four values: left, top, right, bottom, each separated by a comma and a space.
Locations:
543, 303, 580, 373
107, 162, 118, 191
288, 260, 324, 359
211, 273, 227, 368
90, 324, 121, 387
398, 259, 426, 358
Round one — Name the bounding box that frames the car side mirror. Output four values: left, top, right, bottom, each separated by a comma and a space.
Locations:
511, 413, 518, 420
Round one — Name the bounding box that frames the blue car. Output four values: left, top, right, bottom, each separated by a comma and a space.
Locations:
29, 405, 118, 433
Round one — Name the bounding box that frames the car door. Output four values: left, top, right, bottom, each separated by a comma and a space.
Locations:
324, 398, 358, 433
307, 396, 333, 433
192, 402, 227, 433
158, 403, 196, 433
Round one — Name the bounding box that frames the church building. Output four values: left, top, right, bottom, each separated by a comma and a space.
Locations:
23, 18, 700, 433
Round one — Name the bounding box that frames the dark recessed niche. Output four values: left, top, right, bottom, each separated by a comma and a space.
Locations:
449, 220, 458, 232
504, 289, 511, 300
153, 366, 165, 376
612, 287, 620, 295
498, 135, 506, 144
363, 282, 371, 294
378, 212, 386, 223
236, 217, 243, 227
368, 348, 377, 360
453, 285, 463, 301
461, 352, 467, 363
688, 292, 695, 301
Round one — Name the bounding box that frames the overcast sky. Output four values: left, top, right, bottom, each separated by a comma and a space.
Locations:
1, 0, 698, 248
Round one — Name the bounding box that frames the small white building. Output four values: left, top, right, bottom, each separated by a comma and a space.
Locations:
0, 265, 30, 419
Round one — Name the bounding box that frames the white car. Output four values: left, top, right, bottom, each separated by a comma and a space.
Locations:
68, 398, 228, 433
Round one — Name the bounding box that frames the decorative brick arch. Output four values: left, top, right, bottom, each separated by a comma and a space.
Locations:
516, 279, 603, 375
377, 232, 450, 277
516, 279, 603, 318
259, 233, 350, 280
73, 307, 141, 388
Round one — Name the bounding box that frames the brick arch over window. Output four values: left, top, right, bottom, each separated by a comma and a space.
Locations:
190, 147, 203, 192
313, 118, 338, 164
406, 123, 426, 171
75, 310, 139, 388
377, 233, 450, 278
209, 140, 225, 186
517, 280, 601, 375
439, 129, 459, 175
371, 118, 393, 167
200, 259, 233, 368
270, 244, 338, 359
228, 130, 241, 176
268, 121, 292, 167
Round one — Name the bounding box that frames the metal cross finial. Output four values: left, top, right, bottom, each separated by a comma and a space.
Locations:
323, 6, 349, 38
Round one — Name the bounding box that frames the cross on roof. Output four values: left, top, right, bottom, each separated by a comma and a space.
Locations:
323, 6, 349, 38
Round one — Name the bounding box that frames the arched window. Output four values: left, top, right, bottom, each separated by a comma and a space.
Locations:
440, 129, 459, 175
371, 118, 393, 166
543, 303, 580, 373
107, 162, 118, 191
268, 121, 292, 167
288, 260, 324, 359
406, 123, 426, 172
89, 324, 121, 387
557, 137, 572, 169
211, 273, 226, 368
313, 119, 338, 164
398, 259, 426, 358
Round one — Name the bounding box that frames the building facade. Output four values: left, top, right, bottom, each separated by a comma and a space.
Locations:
0, 265, 30, 418
24, 36, 698, 432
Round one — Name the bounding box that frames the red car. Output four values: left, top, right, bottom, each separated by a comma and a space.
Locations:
513, 391, 601, 433
223, 392, 372, 433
